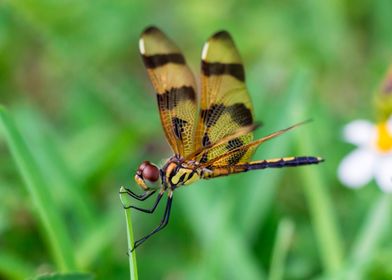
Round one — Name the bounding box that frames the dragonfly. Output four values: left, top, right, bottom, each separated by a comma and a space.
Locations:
121, 26, 323, 251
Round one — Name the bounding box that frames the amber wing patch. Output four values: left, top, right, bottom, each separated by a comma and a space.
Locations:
140, 26, 197, 157
193, 31, 255, 164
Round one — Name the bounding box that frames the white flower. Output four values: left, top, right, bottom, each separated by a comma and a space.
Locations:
338, 116, 392, 192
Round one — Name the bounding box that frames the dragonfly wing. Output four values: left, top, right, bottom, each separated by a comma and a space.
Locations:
140, 26, 198, 157
194, 30, 256, 164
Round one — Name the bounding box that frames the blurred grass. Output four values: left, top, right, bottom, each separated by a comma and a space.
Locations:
345, 195, 392, 278
33, 273, 94, 280
0, 107, 76, 272
1, 0, 392, 279
296, 124, 344, 274
268, 218, 295, 280
0, 251, 35, 279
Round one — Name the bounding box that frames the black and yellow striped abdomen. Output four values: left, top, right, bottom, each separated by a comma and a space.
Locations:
202, 156, 323, 179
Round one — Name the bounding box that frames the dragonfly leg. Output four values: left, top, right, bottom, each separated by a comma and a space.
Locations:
123, 191, 164, 213
131, 191, 173, 251
119, 187, 156, 201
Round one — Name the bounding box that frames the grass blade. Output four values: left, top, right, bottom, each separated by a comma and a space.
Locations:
0, 106, 76, 271
296, 127, 344, 274
344, 195, 391, 278
268, 218, 295, 280
14, 108, 97, 228
284, 67, 344, 274
76, 209, 122, 268
120, 187, 139, 280
239, 68, 314, 239
178, 189, 265, 279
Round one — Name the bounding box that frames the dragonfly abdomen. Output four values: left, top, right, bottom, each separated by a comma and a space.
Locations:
202, 156, 323, 179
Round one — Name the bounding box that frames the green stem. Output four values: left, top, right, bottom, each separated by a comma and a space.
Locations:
0, 106, 76, 271
120, 187, 138, 280
268, 219, 295, 280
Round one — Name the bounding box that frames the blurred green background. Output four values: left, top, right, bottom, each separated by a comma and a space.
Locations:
1, 0, 392, 279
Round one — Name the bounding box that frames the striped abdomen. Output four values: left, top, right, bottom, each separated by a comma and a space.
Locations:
202, 156, 323, 179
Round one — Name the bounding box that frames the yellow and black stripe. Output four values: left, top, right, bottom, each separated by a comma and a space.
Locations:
202, 156, 324, 179
142, 53, 185, 68
193, 30, 255, 165
140, 26, 197, 157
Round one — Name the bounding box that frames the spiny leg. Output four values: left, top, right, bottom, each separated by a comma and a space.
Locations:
123, 190, 164, 213
131, 191, 173, 251
119, 187, 156, 201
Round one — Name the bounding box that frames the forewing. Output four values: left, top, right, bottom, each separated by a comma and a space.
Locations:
194, 31, 255, 164
140, 26, 197, 157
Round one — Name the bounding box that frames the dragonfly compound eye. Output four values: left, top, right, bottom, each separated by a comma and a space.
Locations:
142, 163, 160, 182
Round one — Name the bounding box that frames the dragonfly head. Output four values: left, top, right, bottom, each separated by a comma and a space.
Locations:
134, 161, 161, 190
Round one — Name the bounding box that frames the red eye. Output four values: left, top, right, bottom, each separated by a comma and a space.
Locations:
137, 161, 160, 183
138, 161, 150, 172
142, 164, 160, 182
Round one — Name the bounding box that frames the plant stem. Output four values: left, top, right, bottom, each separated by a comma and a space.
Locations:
120, 187, 138, 280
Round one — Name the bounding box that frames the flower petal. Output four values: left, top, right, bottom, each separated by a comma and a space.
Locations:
343, 120, 376, 146
338, 148, 376, 188
374, 156, 392, 193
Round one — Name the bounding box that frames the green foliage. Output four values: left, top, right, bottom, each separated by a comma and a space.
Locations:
0, 107, 76, 271
268, 218, 295, 280
34, 273, 94, 280
0, 0, 392, 279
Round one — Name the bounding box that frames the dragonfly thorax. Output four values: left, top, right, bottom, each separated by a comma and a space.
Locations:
163, 157, 201, 189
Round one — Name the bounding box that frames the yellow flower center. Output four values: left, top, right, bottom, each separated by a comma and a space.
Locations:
376, 122, 392, 153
